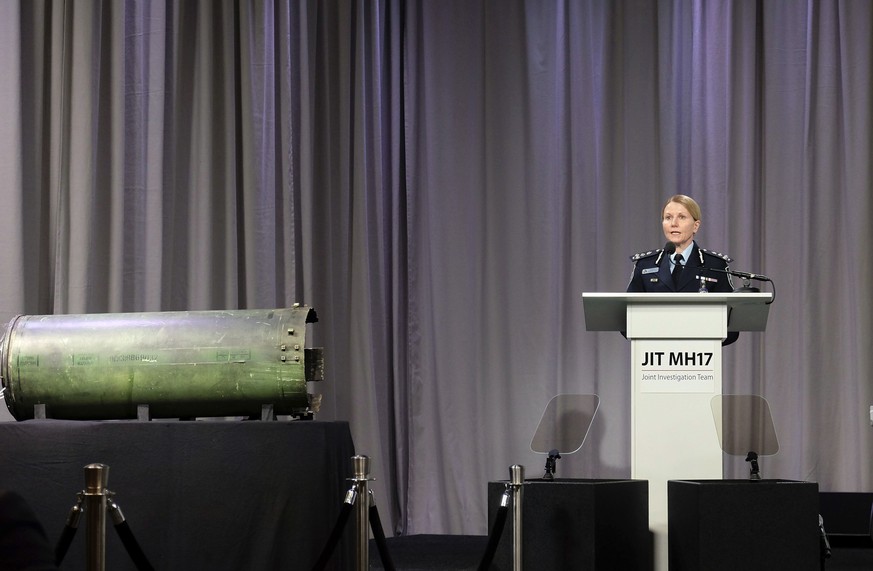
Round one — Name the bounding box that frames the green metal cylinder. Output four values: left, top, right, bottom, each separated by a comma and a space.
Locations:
0, 305, 322, 420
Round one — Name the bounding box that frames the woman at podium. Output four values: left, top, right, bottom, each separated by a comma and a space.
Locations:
626, 194, 734, 294
626, 195, 739, 345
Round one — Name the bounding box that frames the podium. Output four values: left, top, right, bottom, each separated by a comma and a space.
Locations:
582, 292, 772, 570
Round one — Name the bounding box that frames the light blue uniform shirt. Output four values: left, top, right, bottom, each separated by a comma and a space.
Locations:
669, 241, 695, 272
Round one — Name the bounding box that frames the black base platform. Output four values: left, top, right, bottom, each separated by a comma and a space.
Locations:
669, 479, 820, 571
0, 419, 355, 570
487, 478, 650, 570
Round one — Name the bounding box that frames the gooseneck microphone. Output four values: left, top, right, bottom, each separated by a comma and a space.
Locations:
707, 267, 776, 304
707, 267, 771, 282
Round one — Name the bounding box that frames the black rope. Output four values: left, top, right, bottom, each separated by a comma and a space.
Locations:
55, 497, 84, 566
368, 502, 396, 571
869, 500, 873, 541
54, 524, 77, 566
818, 514, 831, 571
477, 493, 510, 571
113, 520, 155, 571
311, 499, 354, 571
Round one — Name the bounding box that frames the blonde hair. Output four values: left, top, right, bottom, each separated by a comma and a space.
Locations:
663, 195, 701, 221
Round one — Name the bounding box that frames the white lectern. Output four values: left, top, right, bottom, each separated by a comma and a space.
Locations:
582, 292, 772, 571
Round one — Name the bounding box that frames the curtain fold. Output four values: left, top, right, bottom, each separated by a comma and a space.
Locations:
1, 0, 871, 537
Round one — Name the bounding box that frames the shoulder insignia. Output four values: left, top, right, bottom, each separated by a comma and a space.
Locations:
700, 248, 733, 264
630, 249, 662, 262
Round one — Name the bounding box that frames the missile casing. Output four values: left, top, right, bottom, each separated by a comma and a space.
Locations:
0, 306, 322, 420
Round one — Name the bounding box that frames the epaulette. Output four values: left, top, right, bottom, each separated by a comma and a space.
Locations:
629, 248, 663, 262
700, 248, 733, 263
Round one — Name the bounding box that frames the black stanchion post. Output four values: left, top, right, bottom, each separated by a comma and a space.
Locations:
311, 455, 399, 571
55, 463, 155, 571
311, 454, 379, 571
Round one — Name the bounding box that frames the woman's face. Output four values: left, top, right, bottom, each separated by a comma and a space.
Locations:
662, 201, 700, 251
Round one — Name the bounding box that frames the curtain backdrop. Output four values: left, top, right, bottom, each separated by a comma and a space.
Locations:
1, 0, 871, 537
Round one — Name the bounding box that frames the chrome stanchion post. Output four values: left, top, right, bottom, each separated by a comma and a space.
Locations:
509, 464, 524, 571
351, 455, 373, 571
83, 463, 110, 571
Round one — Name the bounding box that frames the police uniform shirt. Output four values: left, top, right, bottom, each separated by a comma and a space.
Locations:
626, 241, 734, 293
669, 241, 695, 277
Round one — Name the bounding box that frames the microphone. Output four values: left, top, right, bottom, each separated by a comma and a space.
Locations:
707, 267, 771, 282
655, 242, 676, 265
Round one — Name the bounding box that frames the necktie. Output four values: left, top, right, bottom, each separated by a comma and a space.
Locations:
672, 253, 684, 287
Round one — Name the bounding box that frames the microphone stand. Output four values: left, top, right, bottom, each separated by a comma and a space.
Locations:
707, 267, 776, 304
542, 449, 561, 481
745, 451, 761, 480
732, 278, 760, 293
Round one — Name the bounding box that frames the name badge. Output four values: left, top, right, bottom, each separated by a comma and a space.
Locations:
642, 267, 659, 275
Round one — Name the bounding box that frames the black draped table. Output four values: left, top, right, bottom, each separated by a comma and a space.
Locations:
0, 420, 355, 570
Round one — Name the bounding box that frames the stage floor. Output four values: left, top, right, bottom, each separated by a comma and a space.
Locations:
369, 534, 873, 571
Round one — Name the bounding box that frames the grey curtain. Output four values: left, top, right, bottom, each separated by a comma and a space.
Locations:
0, 0, 870, 537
